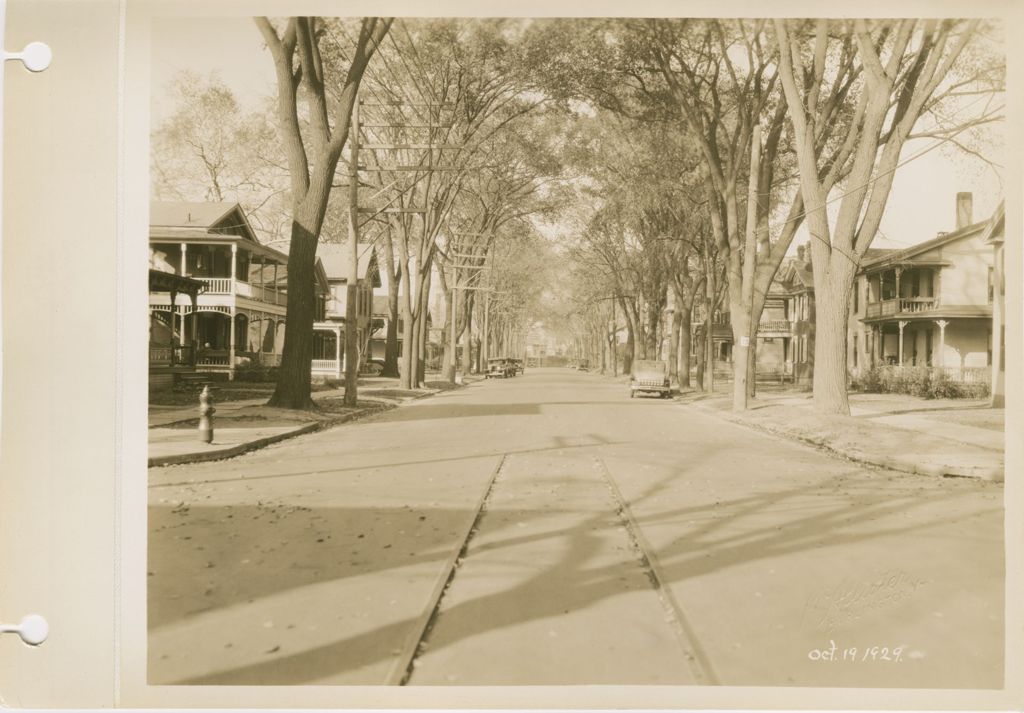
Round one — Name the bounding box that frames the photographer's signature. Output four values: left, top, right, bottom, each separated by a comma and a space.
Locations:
802, 568, 930, 632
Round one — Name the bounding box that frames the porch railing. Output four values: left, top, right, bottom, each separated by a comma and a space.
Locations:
197, 277, 233, 294
758, 319, 791, 333
865, 297, 938, 318
876, 364, 990, 385
197, 350, 230, 366
898, 297, 938, 313
311, 358, 340, 372
149, 346, 171, 364
193, 277, 287, 306
149, 345, 194, 365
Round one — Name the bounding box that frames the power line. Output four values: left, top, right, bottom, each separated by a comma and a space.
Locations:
768, 101, 1004, 268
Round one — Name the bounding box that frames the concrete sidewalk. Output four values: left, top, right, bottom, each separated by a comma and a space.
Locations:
148, 375, 485, 467
682, 390, 1004, 481
149, 423, 321, 467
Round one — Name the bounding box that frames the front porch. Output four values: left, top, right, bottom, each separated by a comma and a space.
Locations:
311, 323, 347, 379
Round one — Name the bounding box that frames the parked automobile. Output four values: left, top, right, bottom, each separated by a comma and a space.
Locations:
486, 357, 514, 378
360, 358, 385, 376
630, 359, 671, 398
576, 359, 590, 371
510, 358, 525, 375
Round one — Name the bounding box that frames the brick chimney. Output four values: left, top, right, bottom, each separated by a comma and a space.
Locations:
956, 192, 973, 230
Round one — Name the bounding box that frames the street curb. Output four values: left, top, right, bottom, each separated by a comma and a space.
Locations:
687, 401, 1004, 483
148, 402, 396, 468
147, 421, 321, 467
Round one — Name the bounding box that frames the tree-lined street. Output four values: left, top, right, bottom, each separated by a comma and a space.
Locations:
149, 369, 1002, 687
147, 15, 1007, 691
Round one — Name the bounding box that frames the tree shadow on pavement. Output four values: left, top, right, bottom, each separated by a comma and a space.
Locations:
160, 460, 1001, 686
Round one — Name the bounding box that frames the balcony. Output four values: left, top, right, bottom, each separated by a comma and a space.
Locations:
757, 319, 791, 335
195, 277, 287, 307
865, 297, 938, 319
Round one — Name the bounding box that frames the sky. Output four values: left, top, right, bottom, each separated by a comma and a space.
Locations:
151, 16, 1006, 253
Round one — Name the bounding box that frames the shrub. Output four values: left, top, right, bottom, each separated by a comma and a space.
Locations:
853, 365, 989, 399
854, 366, 884, 393
234, 360, 278, 383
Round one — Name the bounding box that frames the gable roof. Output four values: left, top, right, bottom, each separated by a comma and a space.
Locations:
982, 201, 1004, 245
151, 201, 238, 228
317, 242, 380, 284
775, 257, 813, 293
150, 201, 261, 245
859, 218, 988, 272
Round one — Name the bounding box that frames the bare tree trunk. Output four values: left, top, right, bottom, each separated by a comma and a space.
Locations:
646, 298, 662, 360
668, 309, 682, 382
813, 271, 855, 413
678, 304, 692, 388
702, 266, 716, 394
268, 204, 320, 410
416, 268, 431, 385
694, 325, 706, 390
442, 288, 455, 382
730, 125, 761, 412
461, 296, 473, 375
381, 231, 401, 378
256, 16, 392, 410
623, 322, 634, 375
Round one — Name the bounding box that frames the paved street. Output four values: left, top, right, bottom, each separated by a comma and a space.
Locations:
148, 368, 1003, 688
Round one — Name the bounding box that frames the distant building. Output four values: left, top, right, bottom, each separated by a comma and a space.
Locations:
753, 247, 815, 383
313, 242, 380, 378
689, 245, 815, 383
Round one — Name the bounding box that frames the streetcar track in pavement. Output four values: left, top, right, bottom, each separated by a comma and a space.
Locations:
386, 453, 509, 685
591, 455, 721, 685
391, 448, 718, 686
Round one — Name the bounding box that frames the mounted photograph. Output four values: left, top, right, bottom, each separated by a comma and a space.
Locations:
144, 13, 1008, 690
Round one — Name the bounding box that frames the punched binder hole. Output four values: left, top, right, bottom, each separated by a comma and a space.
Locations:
4, 41, 52, 72
0, 614, 49, 646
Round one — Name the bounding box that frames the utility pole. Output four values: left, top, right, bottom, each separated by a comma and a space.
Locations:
343, 93, 361, 406
449, 263, 459, 384
610, 298, 618, 377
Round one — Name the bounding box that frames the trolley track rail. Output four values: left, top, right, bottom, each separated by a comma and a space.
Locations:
591, 455, 720, 685
387, 450, 717, 685
384, 453, 509, 685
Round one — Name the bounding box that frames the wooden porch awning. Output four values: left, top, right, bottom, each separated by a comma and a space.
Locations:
861, 259, 952, 275
149, 269, 206, 297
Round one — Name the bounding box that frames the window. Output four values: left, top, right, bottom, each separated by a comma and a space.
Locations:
988, 329, 993, 366
853, 281, 859, 314
853, 334, 858, 367
988, 267, 994, 303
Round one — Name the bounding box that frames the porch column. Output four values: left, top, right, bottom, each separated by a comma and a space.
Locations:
897, 320, 907, 366
230, 243, 238, 288
342, 327, 350, 379
189, 294, 198, 365
229, 306, 237, 378
935, 319, 948, 368
180, 243, 188, 276
894, 267, 902, 303
335, 327, 344, 379
273, 263, 279, 303
169, 289, 178, 366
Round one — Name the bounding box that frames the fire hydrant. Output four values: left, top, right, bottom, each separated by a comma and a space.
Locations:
198, 385, 215, 443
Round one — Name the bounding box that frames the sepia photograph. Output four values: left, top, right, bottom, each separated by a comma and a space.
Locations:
143, 10, 1009, 691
